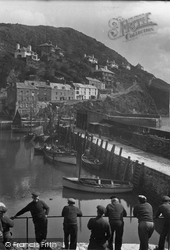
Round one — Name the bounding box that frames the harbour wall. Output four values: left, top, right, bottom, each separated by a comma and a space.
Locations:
72, 130, 170, 204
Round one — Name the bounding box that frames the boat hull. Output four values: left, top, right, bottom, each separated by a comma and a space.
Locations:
44, 149, 77, 165
62, 177, 133, 194
81, 154, 102, 171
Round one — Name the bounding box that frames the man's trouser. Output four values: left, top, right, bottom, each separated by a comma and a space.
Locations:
108, 220, 124, 250
138, 221, 154, 250
63, 223, 78, 250
34, 217, 48, 244
88, 237, 107, 250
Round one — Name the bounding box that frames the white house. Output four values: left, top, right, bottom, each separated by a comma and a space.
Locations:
84, 54, 98, 64
72, 83, 98, 100
107, 60, 119, 69
14, 44, 39, 61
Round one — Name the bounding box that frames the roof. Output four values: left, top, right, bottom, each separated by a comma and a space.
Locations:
50, 83, 72, 90
95, 68, 114, 74
16, 82, 38, 90
72, 83, 97, 89
86, 77, 102, 83
39, 43, 55, 48
24, 81, 51, 88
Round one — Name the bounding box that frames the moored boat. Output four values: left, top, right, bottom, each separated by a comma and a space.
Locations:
34, 145, 44, 155
62, 177, 133, 194
43, 146, 77, 165
81, 153, 103, 171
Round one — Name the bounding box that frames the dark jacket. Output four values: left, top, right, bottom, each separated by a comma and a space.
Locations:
15, 200, 49, 221
88, 216, 111, 241
105, 202, 127, 222
62, 204, 82, 225
133, 202, 153, 223
1, 215, 14, 234
155, 202, 170, 222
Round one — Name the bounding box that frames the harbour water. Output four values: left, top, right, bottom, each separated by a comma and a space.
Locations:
0, 130, 167, 246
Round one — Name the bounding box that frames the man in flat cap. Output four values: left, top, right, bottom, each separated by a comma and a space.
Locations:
0, 202, 14, 248
105, 196, 127, 250
61, 198, 82, 250
133, 195, 154, 250
12, 191, 49, 245
155, 195, 170, 250
87, 205, 111, 250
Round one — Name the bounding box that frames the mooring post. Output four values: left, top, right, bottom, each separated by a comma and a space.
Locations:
115, 147, 122, 179
108, 144, 115, 172
123, 156, 131, 181
94, 138, 99, 158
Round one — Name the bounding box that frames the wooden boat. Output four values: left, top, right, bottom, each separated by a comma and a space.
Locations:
43, 146, 77, 165
81, 153, 103, 171
62, 177, 133, 194
34, 145, 44, 155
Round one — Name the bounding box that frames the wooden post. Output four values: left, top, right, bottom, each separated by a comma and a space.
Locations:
115, 147, 122, 179
94, 138, 99, 157
108, 144, 115, 172
98, 139, 104, 160
122, 156, 131, 181
104, 141, 108, 165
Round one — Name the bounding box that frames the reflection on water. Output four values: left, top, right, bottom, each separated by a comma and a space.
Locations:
0, 131, 166, 245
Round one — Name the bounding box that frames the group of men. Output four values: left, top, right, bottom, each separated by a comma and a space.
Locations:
0, 192, 170, 250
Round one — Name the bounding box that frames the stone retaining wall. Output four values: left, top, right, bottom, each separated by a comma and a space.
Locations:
73, 131, 170, 203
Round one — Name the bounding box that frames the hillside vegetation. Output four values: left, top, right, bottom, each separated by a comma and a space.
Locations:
0, 23, 169, 115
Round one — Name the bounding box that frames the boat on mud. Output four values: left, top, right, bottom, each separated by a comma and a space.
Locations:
81, 153, 103, 171
62, 176, 133, 194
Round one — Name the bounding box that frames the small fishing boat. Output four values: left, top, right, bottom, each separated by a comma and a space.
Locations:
62, 177, 133, 194
43, 146, 77, 165
81, 153, 103, 171
34, 145, 44, 155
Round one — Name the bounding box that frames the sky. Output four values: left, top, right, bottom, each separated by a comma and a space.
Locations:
0, 1, 170, 83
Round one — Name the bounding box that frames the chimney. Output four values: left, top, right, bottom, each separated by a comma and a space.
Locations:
16, 43, 20, 50
46, 80, 50, 85
28, 45, 32, 52
95, 65, 98, 70
84, 54, 86, 58
104, 66, 107, 70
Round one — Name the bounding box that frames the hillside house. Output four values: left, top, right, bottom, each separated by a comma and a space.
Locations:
39, 42, 64, 61
93, 65, 115, 88
84, 54, 98, 64
85, 77, 105, 90
7, 82, 38, 115
50, 83, 74, 101
14, 44, 39, 61
107, 60, 119, 69
136, 63, 144, 70
122, 62, 131, 70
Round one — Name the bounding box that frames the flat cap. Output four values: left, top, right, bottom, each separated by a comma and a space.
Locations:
0, 202, 7, 213
97, 205, 106, 215
110, 195, 119, 202
138, 195, 147, 203
68, 198, 75, 204
31, 191, 40, 197
162, 195, 170, 202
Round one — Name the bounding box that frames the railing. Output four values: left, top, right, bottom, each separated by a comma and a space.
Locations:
11, 215, 170, 249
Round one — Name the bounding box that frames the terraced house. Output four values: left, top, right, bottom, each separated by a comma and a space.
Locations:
72, 83, 98, 100
50, 83, 74, 101
7, 82, 38, 115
